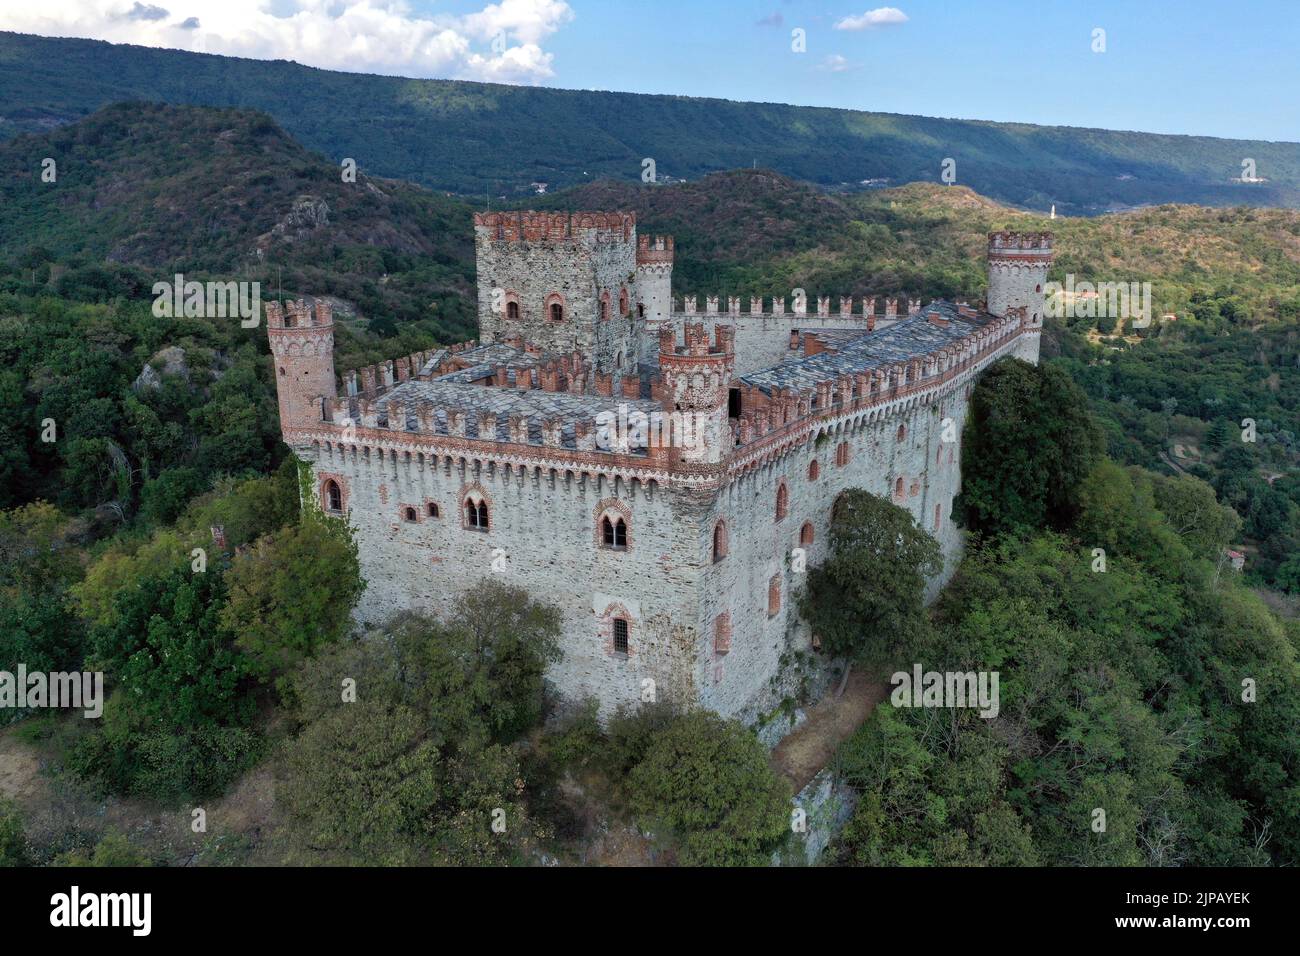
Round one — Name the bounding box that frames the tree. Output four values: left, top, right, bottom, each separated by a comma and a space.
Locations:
1150, 472, 1241, 559
91, 563, 252, 728
279, 589, 558, 865
221, 516, 364, 684
960, 358, 1104, 537
799, 489, 940, 672
626, 710, 791, 866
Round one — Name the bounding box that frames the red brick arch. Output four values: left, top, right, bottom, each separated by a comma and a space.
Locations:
594, 497, 633, 550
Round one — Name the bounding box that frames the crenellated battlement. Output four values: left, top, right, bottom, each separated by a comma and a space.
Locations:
674, 293, 925, 323
659, 321, 735, 358
474, 210, 636, 243
265, 298, 332, 329
636, 234, 674, 265
987, 231, 1054, 255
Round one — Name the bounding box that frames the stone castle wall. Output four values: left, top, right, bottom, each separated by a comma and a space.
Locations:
305, 441, 703, 717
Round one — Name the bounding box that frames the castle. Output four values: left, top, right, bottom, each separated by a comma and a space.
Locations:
268, 211, 1052, 729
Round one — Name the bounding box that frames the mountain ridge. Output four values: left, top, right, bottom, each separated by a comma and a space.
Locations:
3, 30, 1299, 215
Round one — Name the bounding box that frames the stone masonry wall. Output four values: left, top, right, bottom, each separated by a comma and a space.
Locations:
695, 333, 1023, 723
475, 226, 640, 375
304, 443, 702, 718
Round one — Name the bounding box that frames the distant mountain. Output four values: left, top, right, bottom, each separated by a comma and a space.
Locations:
2, 31, 1298, 215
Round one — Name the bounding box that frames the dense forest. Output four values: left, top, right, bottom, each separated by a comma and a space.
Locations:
0, 104, 1297, 866
3, 31, 1300, 213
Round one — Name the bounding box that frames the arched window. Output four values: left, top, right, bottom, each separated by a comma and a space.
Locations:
768, 575, 781, 617
613, 617, 630, 656
427, 502, 439, 518
324, 480, 343, 513
713, 520, 728, 562
403, 506, 417, 523
775, 482, 789, 522
551, 303, 563, 321
637, 303, 645, 318
836, 442, 850, 467
800, 522, 814, 546
600, 291, 610, 321
601, 515, 628, 550
619, 288, 629, 316
896, 423, 906, 442
934, 504, 942, 530
808, 460, 820, 481
894, 477, 904, 502
466, 497, 489, 530
506, 301, 520, 319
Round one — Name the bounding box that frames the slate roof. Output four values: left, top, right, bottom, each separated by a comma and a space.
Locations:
368, 379, 660, 449
739, 301, 998, 395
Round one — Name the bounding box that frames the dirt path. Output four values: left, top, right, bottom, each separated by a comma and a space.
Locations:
770, 669, 889, 792
0, 732, 45, 804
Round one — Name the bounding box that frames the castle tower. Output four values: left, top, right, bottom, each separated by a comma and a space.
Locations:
473, 211, 638, 373
987, 231, 1053, 362
636, 234, 674, 324
267, 298, 336, 432
658, 322, 735, 466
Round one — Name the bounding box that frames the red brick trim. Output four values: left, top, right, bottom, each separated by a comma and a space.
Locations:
594, 497, 633, 551
319, 473, 350, 515
598, 601, 635, 657
460, 481, 492, 532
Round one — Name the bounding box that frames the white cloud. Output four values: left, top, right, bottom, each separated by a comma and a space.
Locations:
817, 53, 856, 72
833, 7, 908, 31
0, 0, 575, 83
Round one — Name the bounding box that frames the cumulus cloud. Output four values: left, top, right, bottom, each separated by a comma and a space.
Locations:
817, 53, 856, 72
1, 0, 575, 83
833, 7, 908, 31
124, 2, 170, 20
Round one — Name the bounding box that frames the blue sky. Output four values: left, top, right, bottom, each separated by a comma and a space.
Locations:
439, 0, 1298, 142
9, 1, 1296, 141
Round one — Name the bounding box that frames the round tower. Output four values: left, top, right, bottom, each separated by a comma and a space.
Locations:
266, 298, 337, 432
987, 231, 1053, 363
636, 234, 674, 324
657, 322, 734, 467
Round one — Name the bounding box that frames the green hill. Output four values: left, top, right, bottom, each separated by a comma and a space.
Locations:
0, 101, 477, 343
2, 30, 1299, 215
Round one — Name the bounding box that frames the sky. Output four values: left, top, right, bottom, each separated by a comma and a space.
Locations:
2, 0, 1295, 142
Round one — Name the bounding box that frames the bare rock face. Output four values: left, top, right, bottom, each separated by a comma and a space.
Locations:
132, 345, 190, 392
270, 195, 331, 240
251, 195, 331, 260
